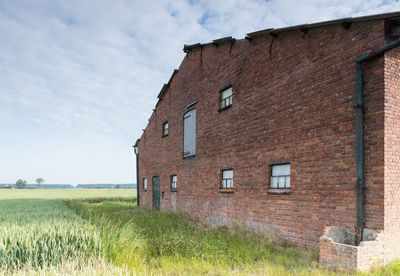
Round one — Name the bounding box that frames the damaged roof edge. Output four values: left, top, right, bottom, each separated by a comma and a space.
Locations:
212, 36, 235, 46
157, 84, 169, 99
182, 11, 400, 52
168, 69, 178, 86
134, 138, 141, 147
246, 11, 400, 38
183, 37, 235, 52
183, 43, 202, 53
157, 69, 179, 99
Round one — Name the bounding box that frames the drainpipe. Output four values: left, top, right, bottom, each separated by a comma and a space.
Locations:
133, 145, 140, 207
354, 39, 400, 245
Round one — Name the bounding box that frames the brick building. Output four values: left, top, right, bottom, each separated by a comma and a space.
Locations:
134, 12, 400, 271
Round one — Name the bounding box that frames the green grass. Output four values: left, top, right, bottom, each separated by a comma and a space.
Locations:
0, 189, 399, 275
0, 189, 134, 275
67, 200, 337, 275
67, 199, 400, 275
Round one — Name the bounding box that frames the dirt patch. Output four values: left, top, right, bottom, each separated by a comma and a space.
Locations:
87, 202, 104, 206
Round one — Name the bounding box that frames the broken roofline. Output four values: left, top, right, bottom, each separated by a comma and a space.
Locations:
183, 10, 400, 52
156, 11, 400, 103
149, 10, 400, 135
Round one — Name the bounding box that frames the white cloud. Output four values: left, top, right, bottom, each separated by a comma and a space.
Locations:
0, 0, 399, 183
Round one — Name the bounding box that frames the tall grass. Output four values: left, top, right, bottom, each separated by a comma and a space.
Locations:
1, 258, 129, 276
67, 200, 400, 276
80, 196, 136, 204
0, 190, 135, 275
1, 190, 399, 275
67, 200, 338, 275
0, 199, 102, 271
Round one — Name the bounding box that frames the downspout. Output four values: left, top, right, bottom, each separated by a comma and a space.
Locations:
354, 39, 400, 245
133, 145, 140, 207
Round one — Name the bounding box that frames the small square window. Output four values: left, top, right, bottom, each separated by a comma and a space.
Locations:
220, 87, 232, 110
271, 164, 290, 189
171, 175, 177, 190
221, 169, 233, 189
162, 122, 168, 137
143, 177, 148, 190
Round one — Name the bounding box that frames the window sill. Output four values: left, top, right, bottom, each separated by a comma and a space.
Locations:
219, 189, 234, 193
162, 134, 168, 138
183, 154, 196, 159
267, 189, 290, 195
171, 189, 177, 192
143, 189, 148, 192
218, 105, 232, 112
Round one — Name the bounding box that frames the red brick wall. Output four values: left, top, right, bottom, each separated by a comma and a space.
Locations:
137, 20, 387, 246
384, 46, 400, 261
319, 226, 386, 271
363, 56, 385, 230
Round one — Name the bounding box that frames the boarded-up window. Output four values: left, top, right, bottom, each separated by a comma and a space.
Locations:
183, 109, 196, 157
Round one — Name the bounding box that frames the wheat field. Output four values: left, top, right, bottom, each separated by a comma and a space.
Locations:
0, 189, 135, 275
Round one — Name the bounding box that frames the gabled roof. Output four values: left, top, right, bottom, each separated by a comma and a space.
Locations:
137, 11, 400, 145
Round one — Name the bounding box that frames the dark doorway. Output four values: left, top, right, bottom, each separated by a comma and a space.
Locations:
152, 176, 160, 210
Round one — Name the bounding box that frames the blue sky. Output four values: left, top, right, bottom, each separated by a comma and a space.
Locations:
0, 0, 399, 185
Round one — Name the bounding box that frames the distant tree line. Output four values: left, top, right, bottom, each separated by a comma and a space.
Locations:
0, 180, 136, 189
0, 178, 45, 189
15, 179, 27, 189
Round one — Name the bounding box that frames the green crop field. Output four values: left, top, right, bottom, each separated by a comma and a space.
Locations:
0, 189, 134, 275
0, 189, 398, 275
0, 188, 136, 200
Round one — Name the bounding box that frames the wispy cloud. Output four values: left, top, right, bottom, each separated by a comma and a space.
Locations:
0, 0, 399, 183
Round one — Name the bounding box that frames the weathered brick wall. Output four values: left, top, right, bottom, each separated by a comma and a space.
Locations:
320, 239, 357, 271
362, 50, 385, 231
319, 226, 386, 271
384, 46, 400, 262
137, 20, 387, 247
319, 227, 357, 271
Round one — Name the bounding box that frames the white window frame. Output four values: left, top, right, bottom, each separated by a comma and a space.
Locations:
271, 164, 290, 189
221, 169, 233, 189
171, 175, 177, 190
220, 87, 232, 110
143, 177, 148, 191
162, 122, 168, 136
